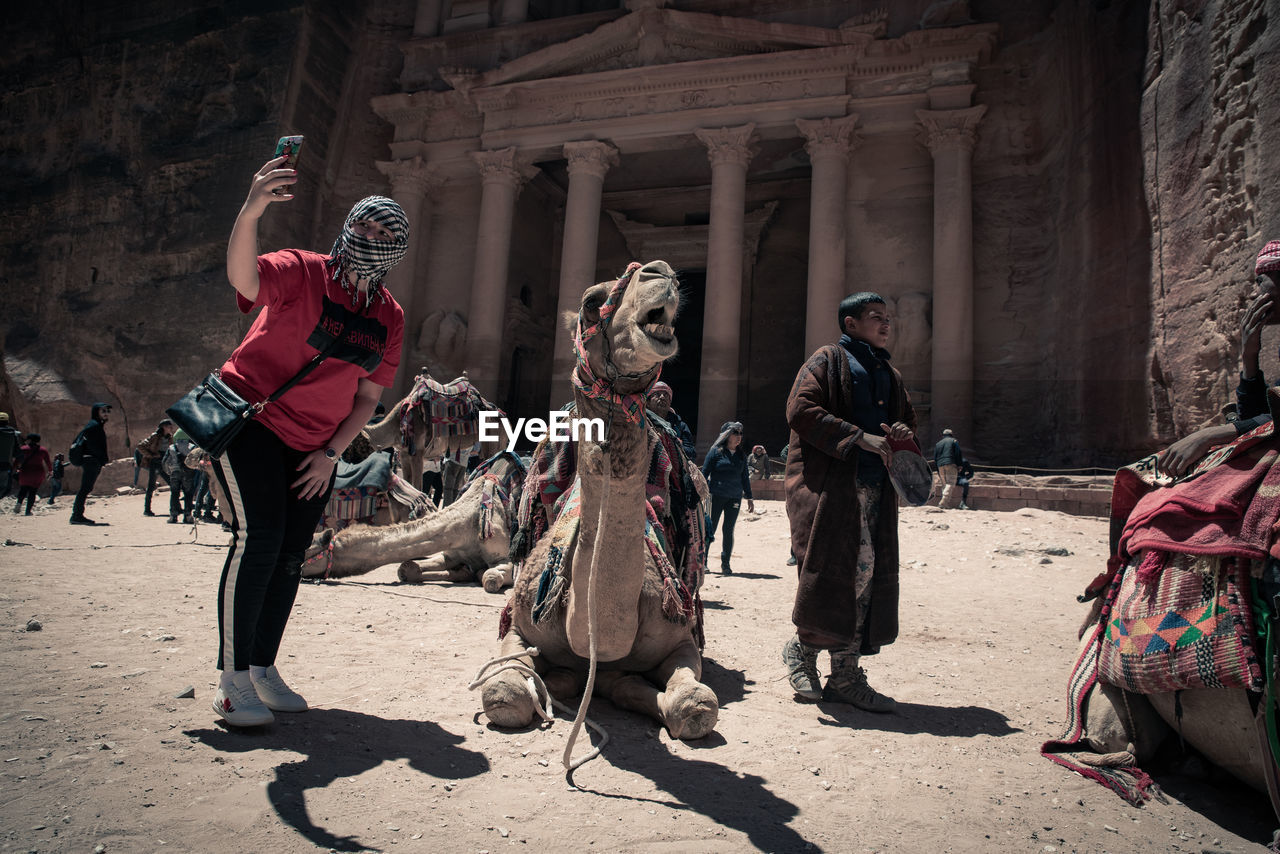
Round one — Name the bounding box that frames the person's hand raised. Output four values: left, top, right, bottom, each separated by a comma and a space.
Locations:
242, 156, 297, 216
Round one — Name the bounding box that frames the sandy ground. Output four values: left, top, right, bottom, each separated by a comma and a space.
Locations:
0, 490, 1276, 854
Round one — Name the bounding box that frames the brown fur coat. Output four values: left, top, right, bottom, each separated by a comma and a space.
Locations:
784, 343, 916, 652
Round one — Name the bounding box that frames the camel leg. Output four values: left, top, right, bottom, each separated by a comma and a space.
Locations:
481, 561, 515, 593
397, 553, 455, 582
480, 629, 541, 728
542, 666, 585, 702
649, 642, 719, 740
596, 642, 718, 740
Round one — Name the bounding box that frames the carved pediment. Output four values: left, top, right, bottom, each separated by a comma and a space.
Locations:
472, 7, 850, 88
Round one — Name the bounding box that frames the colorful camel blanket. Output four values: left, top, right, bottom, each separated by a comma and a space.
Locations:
466, 451, 526, 542
1045, 415, 1280, 805
504, 409, 707, 646
397, 374, 501, 459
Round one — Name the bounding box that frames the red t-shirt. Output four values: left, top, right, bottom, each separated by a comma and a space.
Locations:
219, 249, 404, 452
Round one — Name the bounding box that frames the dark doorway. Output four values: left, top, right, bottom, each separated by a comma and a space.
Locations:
665, 268, 706, 438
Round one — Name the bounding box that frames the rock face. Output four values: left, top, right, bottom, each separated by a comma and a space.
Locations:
2, 1, 1277, 469
0, 1, 411, 458
1142, 0, 1279, 445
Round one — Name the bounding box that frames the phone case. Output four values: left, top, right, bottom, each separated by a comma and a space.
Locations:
273, 135, 303, 196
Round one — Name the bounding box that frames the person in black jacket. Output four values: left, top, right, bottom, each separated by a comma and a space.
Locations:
70, 402, 111, 525
701, 420, 755, 574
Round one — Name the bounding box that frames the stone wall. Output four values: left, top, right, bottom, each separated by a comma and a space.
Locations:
1142, 0, 1280, 445
0, 1, 413, 459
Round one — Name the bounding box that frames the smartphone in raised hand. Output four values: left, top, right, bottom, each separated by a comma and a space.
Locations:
273, 135, 304, 196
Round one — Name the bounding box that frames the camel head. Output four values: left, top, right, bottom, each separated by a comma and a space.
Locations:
572, 260, 680, 399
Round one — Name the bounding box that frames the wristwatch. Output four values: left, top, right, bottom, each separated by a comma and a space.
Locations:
323, 447, 338, 461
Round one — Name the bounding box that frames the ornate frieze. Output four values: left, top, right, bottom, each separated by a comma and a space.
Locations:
695, 124, 758, 168
916, 105, 988, 154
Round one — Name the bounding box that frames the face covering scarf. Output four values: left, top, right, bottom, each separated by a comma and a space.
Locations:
327, 196, 410, 308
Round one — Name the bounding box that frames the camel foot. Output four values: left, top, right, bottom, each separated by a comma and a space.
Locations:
481, 672, 538, 729
397, 561, 423, 583
660, 682, 719, 741
481, 567, 510, 593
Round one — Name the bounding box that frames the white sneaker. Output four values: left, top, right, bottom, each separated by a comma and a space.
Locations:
251, 666, 308, 713
212, 673, 274, 726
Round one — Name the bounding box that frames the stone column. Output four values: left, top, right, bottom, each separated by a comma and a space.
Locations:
376, 156, 442, 399
466, 147, 536, 399
549, 140, 619, 410
413, 0, 443, 36
916, 105, 986, 446
694, 124, 757, 451
796, 115, 859, 358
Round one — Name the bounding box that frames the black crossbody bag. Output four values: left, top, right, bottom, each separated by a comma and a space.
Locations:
166, 338, 339, 458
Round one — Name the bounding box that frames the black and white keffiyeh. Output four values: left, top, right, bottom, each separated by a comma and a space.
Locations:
327, 196, 410, 308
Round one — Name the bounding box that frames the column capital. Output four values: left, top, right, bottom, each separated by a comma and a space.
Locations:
796, 114, 861, 161
695, 124, 758, 169
471, 147, 540, 186
915, 105, 988, 155
376, 156, 444, 198
563, 140, 619, 181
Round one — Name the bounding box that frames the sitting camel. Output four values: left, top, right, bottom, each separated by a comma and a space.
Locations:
478, 260, 718, 741
1044, 429, 1280, 819
362, 372, 501, 499
301, 451, 525, 593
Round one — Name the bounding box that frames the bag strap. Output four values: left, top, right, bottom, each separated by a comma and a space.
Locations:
245, 335, 344, 414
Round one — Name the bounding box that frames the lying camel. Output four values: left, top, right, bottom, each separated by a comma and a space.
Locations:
301, 451, 525, 592
1044, 435, 1280, 819
479, 260, 718, 741
362, 372, 501, 500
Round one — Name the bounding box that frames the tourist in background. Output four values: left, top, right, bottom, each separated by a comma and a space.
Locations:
13, 433, 51, 516
747, 444, 771, 480
69, 402, 111, 526
701, 420, 754, 575
136, 418, 175, 517
0, 412, 19, 499
47, 453, 66, 505
932, 428, 964, 509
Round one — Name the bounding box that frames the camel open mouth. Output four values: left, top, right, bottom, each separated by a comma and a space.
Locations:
643, 322, 675, 345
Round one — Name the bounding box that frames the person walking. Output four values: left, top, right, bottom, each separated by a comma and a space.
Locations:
0, 412, 19, 499
932, 428, 964, 509
203, 155, 407, 728
164, 431, 198, 525
69, 402, 111, 526
47, 453, 66, 505
13, 434, 51, 516
136, 419, 176, 517
781, 292, 916, 712
701, 421, 754, 574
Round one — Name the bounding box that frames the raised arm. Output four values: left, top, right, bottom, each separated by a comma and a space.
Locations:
226, 156, 297, 304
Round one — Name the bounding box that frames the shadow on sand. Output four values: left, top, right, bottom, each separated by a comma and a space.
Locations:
817, 700, 1021, 737
571, 734, 818, 853
186, 708, 489, 852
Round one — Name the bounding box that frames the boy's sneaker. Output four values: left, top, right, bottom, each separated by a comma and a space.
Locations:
781, 635, 822, 701
212, 674, 274, 727
251, 666, 308, 713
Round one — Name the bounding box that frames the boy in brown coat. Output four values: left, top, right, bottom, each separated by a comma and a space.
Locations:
782, 292, 915, 711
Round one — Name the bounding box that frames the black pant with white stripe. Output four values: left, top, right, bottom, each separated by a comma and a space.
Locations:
211, 420, 333, 672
